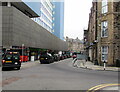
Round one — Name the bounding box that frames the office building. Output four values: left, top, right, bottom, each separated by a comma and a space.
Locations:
52, 1, 64, 40
23, 0, 64, 40
1, 1, 68, 60
23, 0, 53, 33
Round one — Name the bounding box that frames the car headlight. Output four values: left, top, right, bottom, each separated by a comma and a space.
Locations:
15, 62, 18, 64
46, 58, 48, 59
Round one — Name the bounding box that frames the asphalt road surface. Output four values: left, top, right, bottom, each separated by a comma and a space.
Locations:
2, 58, 119, 91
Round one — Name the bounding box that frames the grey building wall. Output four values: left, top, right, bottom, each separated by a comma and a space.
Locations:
0, 2, 2, 66
2, 6, 68, 51
0, 4, 1, 47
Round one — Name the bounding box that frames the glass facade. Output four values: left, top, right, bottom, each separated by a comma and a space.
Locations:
52, 1, 64, 40
22, 0, 41, 16
23, 0, 53, 33
22, 0, 64, 39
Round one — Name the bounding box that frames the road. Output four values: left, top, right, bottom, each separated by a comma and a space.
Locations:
2, 58, 119, 91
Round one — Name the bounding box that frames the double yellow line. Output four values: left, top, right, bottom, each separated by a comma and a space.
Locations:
86, 83, 120, 92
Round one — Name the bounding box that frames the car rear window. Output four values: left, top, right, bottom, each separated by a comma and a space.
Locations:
5, 54, 12, 59
13, 54, 19, 59
4, 53, 20, 59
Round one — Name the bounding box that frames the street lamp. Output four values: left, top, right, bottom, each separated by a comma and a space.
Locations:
22, 44, 24, 62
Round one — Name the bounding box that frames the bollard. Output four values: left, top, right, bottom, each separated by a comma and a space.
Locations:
103, 61, 106, 70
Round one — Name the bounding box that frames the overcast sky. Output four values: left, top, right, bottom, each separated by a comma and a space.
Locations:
64, 0, 92, 40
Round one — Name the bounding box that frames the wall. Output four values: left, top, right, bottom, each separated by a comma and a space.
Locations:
0, 3, 2, 47
2, 6, 68, 51
97, 2, 114, 65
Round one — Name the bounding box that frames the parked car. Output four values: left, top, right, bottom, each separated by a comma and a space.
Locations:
63, 54, 67, 59
65, 52, 71, 58
60, 54, 64, 60
66, 54, 71, 58
39, 53, 54, 64
53, 54, 60, 61
2, 52, 21, 70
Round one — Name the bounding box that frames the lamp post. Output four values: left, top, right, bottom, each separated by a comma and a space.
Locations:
22, 44, 24, 62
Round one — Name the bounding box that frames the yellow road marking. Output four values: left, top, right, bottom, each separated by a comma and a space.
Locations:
86, 84, 108, 92
87, 83, 120, 92
92, 84, 120, 92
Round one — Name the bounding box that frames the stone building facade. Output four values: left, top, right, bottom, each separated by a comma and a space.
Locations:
85, 1, 120, 66
87, 2, 98, 62
66, 37, 84, 53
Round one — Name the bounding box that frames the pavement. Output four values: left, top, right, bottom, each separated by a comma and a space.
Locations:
21, 60, 40, 68
74, 60, 120, 72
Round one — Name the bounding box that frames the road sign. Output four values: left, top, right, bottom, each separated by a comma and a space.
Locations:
76, 53, 87, 60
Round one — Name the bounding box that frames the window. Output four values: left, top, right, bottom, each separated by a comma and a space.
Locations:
13, 54, 19, 59
101, 46, 108, 61
53, 11, 55, 14
101, 21, 108, 37
52, 30, 54, 32
5, 54, 12, 59
53, 23, 54, 27
53, 17, 55, 21
102, 0, 108, 14
53, 5, 55, 8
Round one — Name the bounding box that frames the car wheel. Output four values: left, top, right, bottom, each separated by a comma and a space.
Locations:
16, 67, 20, 70
40, 62, 43, 64
2, 67, 5, 71
48, 61, 50, 64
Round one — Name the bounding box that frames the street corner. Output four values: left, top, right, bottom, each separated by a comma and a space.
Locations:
86, 83, 120, 92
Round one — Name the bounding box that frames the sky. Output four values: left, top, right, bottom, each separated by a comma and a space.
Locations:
64, 0, 93, 40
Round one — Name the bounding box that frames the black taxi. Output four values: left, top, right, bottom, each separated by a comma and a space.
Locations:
39, 52, 54, 64
2, 52, 21, 70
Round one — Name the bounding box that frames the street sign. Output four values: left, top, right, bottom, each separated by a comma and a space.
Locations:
76, 54, 87, 60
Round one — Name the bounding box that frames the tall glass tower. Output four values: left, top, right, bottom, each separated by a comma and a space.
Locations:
52, 1, 64, 40
23, 0, 53, 33
22, 0, 64, 40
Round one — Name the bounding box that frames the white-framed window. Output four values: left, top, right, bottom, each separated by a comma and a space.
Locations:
52, 29, 54, 32
53, 17, 55, 21
53, 11, 55, 14
101, 21, 108, 37
101, 46, 108, 61
53, 5, 55, 8
102, 0, 108, 14
53, 23, 54, 27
